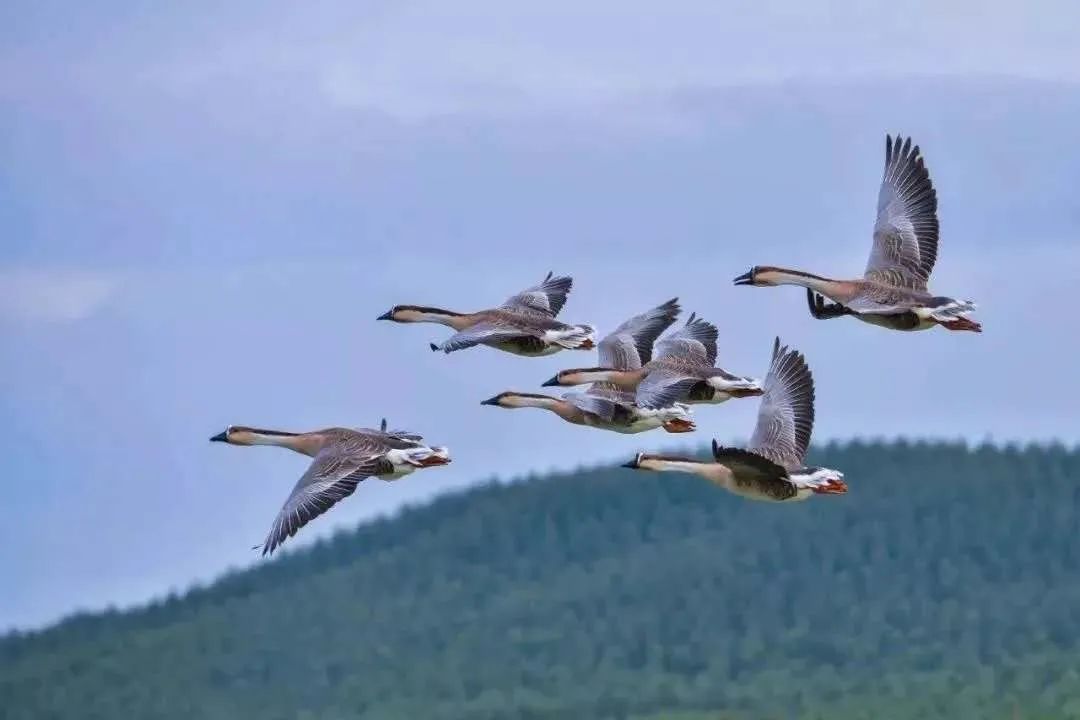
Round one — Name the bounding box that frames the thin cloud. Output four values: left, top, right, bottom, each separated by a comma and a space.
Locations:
0, 268, 117, 323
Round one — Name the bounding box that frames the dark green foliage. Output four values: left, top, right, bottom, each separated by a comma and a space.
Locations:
2, 441, 1080, 719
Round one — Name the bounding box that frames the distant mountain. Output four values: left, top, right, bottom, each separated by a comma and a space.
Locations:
2, 441, 1079, 719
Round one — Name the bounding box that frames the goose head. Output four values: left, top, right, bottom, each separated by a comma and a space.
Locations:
209, 426, 298, 446
733, 266, 775, 286
541, 367, 617, 387
734, 266, 827, 287
621, 452, 707, 472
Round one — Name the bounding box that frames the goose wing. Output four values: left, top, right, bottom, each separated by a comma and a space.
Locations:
746, 338, 814, 470
432, 322, 533, 353
654, 312, 718, 365
597, 298, 680, 370
259, 432, 389, 556
711, 442, 789, 478
710, 443, 798, 499
635, 363, 702, 410
843, 283, 927, 314
372, 418, 424, 444
561, 387, 623, 421
865, 134, 939, 290
501, 272, 573, 317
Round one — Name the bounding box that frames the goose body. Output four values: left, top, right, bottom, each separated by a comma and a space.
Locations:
734, 135, 981, 333
210, 420, 450, 556
623, 338, 846, 502
481, 388, 694, 434
543, 312, 763, 410
378, 272, 596, 355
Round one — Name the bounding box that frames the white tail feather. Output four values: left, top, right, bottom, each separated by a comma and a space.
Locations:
928, 300, 977, 321
545, 324, 596, 349
788, 467, 845, 490
636, 403, 693, 422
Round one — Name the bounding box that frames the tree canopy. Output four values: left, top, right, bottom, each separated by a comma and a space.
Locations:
2, 440, 1079, 719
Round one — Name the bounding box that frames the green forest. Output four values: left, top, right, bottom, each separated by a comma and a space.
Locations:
2, 441, 1079, 719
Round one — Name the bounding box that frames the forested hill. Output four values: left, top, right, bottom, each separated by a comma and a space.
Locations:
2, 441, 1079, 720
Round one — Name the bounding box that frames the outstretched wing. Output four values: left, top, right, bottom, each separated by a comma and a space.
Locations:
259, 435, 389, 556
561, 388, 622, 421
433, 322, 532, 353
865, 134, 939, 290
598, 298, 680, 370
635, 365, 702, 410
746, 338, 814, 469
654, 312, 718, 365
502, 272, 573, 317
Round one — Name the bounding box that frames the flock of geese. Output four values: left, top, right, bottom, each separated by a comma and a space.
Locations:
211, 135, 981, 556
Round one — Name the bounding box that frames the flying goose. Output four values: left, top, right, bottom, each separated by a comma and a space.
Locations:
480, 388, 694, 434
542, 312, 762, 409
734, 135, 981, 333
481, 298, 695, 433
210, 420, 450, 556
377, 272, 596, 355
622, 338, 846, 501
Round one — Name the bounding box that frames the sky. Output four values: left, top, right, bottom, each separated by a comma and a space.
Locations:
2, 1, 1079, 630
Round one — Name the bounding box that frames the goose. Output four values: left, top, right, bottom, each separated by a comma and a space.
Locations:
541, 312, 762, 410
734, 135, 981, 333
210, 420, 450, 556
481, 298, 695, 434
377, 271, 596, 355
622, 338, 847, 501
479, 388, 694, 434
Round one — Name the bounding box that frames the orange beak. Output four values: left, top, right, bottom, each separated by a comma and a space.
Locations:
811, 479, 848, 495
419, 455, 451, 467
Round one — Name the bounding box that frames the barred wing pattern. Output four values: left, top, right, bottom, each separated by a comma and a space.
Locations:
635, 363, 703, 410
654, 313, 718, 366
865, 134, 940, 290
561, 389, 621, 421
434, 323, 531, 353
501, 272, 573, 317
259, 430, 416, 556
746, 338, 815, 470
597, 298, 680, 370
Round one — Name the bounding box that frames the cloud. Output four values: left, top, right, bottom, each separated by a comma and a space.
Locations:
0, 268, 117, 323
5, 1, 1080, 124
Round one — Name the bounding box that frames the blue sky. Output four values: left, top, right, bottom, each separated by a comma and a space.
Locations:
3, 1, 1079, 630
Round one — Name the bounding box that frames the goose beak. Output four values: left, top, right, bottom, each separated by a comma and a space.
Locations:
209, 431, 228, 443
733, 270, 755, 286
480, 396, 500, 406
621, 457, 640, 469
419, 447, 451, 467
541, 375, 560, 387
728, 380, 765, 398
420, 455, 451, 467
376, 310, 393, 321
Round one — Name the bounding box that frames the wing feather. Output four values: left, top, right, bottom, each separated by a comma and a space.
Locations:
259, 434, 390, 556
433, 322, 531, 353
597, 298, 680, 370
746, 338, 815, 469
635, 366, 701, 410
865, 134, 939, 289
501, 272, 573, 317
654, 312, 718, 365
